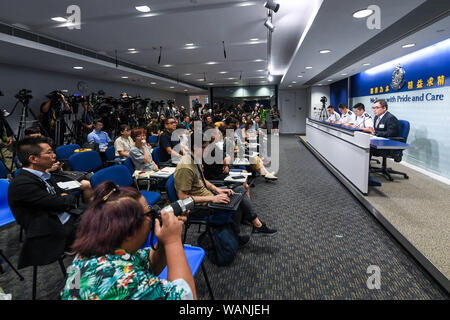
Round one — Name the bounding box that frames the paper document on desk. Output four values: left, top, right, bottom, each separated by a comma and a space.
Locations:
56, 181, 82, 190
229, 171, 252, 176
224, 175, 247, 183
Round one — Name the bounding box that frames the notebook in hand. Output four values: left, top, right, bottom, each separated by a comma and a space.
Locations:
207, 192, 244, 211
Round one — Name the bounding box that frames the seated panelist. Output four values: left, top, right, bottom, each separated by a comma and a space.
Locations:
335, 104, 355, 125
325, 105, 340, 123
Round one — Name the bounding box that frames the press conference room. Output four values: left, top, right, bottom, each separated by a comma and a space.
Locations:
0, 0, 449, 303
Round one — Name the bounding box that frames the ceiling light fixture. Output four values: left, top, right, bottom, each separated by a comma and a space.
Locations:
305, 66, 312, 69
184, 73, 192, 76
150, 82, 156, 85
402, 43, 415, 48
267, 74, 274, 82
264, 0, 280, 13
352, 9, 373, 19
297, 75, 303, 78
341, 73, 348, 76
219, 71, 228, 74
362, 63, 371, 66
162, 64, 173, 67
206, 61, 218, 65
73, 66, 83, 70
250, 38, 259, 41
121, 76, 128, 79
319, 49, 331, 54
51, 17, 67, 22
136, 5, 151, 13
170, 86, 175, 89
128, 48, 136, 51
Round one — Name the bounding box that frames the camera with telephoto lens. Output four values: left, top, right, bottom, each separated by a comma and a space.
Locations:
15, 89, 33, 104
150, 197, 195, 222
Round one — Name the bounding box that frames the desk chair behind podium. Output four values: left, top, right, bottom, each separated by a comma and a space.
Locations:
372, 120, 410, 181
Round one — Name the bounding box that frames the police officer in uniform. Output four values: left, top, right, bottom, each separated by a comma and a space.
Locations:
346, 103, 374, 132
336, 104, 355, 125
326, 105, 341, 123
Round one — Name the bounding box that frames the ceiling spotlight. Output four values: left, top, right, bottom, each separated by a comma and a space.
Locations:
250, 38, 259, 41
267, 74, 274, 82
51, 17, 67, 22
170, 86, 175, 89
264, 18, 275, 32
297, 75, 303, 78
162, 64, 173, 67
341, 73, 348, 76
264, 0, 280, 13
206, 61, 218, 65
73, 66, 83, 70
121, 76, 128, 79
352, 9, 373, 19
128, 48, 136, 51
136, 5, 151, 13
184, 89, 188, 92
150, 82, 156, 85
305, 66, 312, 69
184, 73, 192, 76
402, 43, 415, 48
319, 49, 331, 54
219, 71, 228, 74
362, 63, 371, 66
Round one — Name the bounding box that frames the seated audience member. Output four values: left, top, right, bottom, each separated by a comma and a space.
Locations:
325, 106, 341, 123
159, 117, 183, 163
129, 128, 158, 173
146, 113, 161, 136
8, 137, 82, 268
347, 103, 374, 131
87, 119, 111, 151
61, 181, 195, 300
368, 99, 399, 138
335, 104, 355, 125
174, 133, 277, 241
24, 126, 43, 137
114, 124, 134, 158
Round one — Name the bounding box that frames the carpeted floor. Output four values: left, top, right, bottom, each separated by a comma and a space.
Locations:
0, 135, 448, 299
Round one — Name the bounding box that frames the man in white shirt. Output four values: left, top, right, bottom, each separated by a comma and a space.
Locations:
344, 103, 374, 132
326, 105, 341, 123
336, 104, 356, 125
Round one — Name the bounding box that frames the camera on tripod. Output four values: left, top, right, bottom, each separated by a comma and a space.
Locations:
15, 89, 33, 104
320, 96, 327, 105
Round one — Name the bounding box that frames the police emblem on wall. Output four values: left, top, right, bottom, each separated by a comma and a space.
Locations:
390, 64, 405, 90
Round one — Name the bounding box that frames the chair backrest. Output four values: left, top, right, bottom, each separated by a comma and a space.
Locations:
90, 165, 133, 189
0, 179, 15, 227
123, 157, 135, 175
166, 174, 178, 202
105, 145, 116, 161
148, 135, 158, 145
14, 168, 22, 177
152, 146, 161, 165
0, 160, 7, 179
68, 150, 103, 172
398, 120, 410, 142
55, 144, 81, 160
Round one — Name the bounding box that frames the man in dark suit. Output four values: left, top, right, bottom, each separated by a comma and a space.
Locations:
8, 136, 80, 268
368, 99, 399, 138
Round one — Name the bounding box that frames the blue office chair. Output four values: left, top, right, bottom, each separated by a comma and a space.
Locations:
140, 233, 214, 299
55, 144, 81, 161
166, 174, 231, 244
0, 179, 24, 280
90, 165, 161, 206
148, 135, 159, 147
0, 160, 7, 179
152, 146, 161, 165
123, 157, 135, 175
372, 120, 410, 181
68, 150, 103, 172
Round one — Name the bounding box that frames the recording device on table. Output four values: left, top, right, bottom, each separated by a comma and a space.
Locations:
148, 197, 195, 250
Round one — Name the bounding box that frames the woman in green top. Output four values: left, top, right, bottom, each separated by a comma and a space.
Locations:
61, 181, 195, 300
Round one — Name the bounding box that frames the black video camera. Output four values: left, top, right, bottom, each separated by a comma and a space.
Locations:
15, 89, 33, 104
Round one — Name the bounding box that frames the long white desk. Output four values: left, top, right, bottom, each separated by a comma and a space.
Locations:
306, 118, 371, 194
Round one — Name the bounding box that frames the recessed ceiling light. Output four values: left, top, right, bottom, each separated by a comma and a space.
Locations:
319, 49, 331, 54
257, 69, 265, 72
292, 81, 297, 83
121, 76, 128, 79
328, 79, 333, 81
402, 43, 415, 48
219, 71, 228, 74
73, 66, 83, 70
208, 83, 214, 85
128, 48, 136, 51
162, 64, 173, 67
206, 61, 218, 65
297, 75, 303, 78
318, 84, 323, 86
341, 73, 348, 76
305, 66, 312, 69
352, 9, 373, 19
254, 59, 264, 62
136, 5, 151, 13
227, 77, 236, 80
362, 63, 371, 66
185, 43, 195, 46
184, 89, 188, 91
51, 17, 67, 22
267, 75, 274, 82
197, 79, 205, 81
237, 2, 255, 7
170, 86, 175, 89
128, 50, 139, 54
150, 82, 156, 85
250, 38, 259, 41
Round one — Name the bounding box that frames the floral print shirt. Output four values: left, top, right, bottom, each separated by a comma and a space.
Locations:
61, 248, 185, 300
